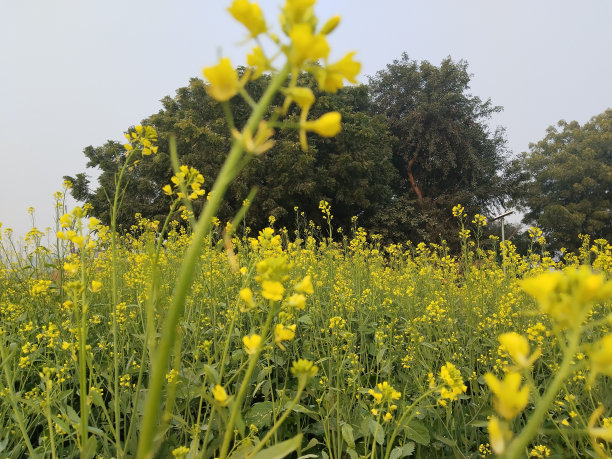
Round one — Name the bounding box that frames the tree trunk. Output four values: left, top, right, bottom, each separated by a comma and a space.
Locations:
406, 156, 424, 207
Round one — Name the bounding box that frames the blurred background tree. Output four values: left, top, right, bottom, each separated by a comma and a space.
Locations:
509, 109, 612, 251
66, 55, 514, 245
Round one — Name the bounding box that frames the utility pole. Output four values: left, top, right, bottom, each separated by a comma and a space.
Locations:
490, 210, 514, 274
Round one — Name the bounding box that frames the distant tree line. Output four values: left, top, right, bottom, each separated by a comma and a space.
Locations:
66, 53, 611, 250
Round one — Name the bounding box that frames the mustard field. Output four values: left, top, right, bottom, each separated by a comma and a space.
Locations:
0, 198, 611, 458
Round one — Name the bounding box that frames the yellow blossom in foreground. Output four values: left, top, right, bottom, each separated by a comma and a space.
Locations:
239, 287, 255, 310
203, 58, 240, 102
90, 281, 103, 293
589, 334, 612, 382
488, 416, 511, 454
280, 0, 315, 31
291, 358, 318, 380
274, 323, 296, 350
484, 371, 529, 420
228, 0, 267, 37
286, 293, 306, 310
284, 86, 315, 109
315, 52, 361, 92
303, 112, 341, 137
288, 23, 329, 66
320, 15, 341, 35
499, 332, 540, 368
212, 385, 229, 406
247, 46, 271, 80
520, 266, 612, 329
294, 275, 314, 294
261, 280, 285, 301
242, 334, 262, 355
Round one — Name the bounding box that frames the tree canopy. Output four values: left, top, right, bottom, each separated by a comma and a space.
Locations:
66, 55, 512, 244
368, 53, 510, 242
510, 109, 612, 250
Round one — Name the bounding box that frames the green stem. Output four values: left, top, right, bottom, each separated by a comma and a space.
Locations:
219, 304, 276, 459
109, 150, 137, 458
383, 388, 437, 459
247, 382, 305, 458
503, 328, 581, 459
78, 237, 89, 455
0, 342, 37, 457
136, 64, 291, 459
44, 381, 58, 459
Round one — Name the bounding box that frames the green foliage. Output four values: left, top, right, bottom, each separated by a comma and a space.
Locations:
368, 53, 510, 243
66, 74, 397, 235
67, 56, 511, 244
511, 109, 612, 250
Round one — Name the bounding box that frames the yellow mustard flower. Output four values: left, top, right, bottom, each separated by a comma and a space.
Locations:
90, 281, 103, 293
286, 293, 306, 310
288, 23, 329, 66
488, 416, 510, 454
283, 86, 315, 109
212, 384, 229, 406
499, 332, 540, 368
239, 287, 255, 311
261, 280, 285, 301
274, 323, 296, 350
521, 266, 612, 329
438, 362, 467, 402
303, 111, 341, 137
295, 275, 314, 294
227, 0, 267, 37
290, 358, 318, 380
203, 58, 240, 102
484, 371, 529, 420
172, 446, 190, 459
280, 0, 316, 30
238, 121, 276, 155
315, 52, 361, 93
242, 334, 262, 355
589, 334, 612, 382
247, 46, 271, 80
320, 15, 341, 35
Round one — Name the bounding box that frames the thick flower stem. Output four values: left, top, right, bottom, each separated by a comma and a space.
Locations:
218, 304, 276, 459
246, 382, 305, 458
136, 63, 290, 459
503, 329, 581, 459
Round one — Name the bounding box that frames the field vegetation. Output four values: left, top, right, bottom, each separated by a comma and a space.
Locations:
1, 1, 611, 458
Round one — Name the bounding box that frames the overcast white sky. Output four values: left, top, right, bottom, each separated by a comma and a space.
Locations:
1, 0, 611, 237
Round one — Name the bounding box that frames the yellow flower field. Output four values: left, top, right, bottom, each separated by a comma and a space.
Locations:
1, 1, 610, 458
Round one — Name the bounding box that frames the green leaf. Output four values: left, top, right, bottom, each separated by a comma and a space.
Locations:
341, 423, 356, 448
82, 436, 98, 459
245, 401, 274, 428
65, 405, 80, 426
403, 420, 429, 445
251, 433, 302, 459
369, 419, 385, 445
390, 442, 415, 459
346, 447, 358, 459
288, 403, 318, 419
298, 314, 313, 325
90, 389, 104, 407
203, 364, 220, 384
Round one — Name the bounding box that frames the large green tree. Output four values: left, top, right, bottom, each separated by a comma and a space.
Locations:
368, 53, 510, 242
66, 72, 397, 234
510, 109, 612, 250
